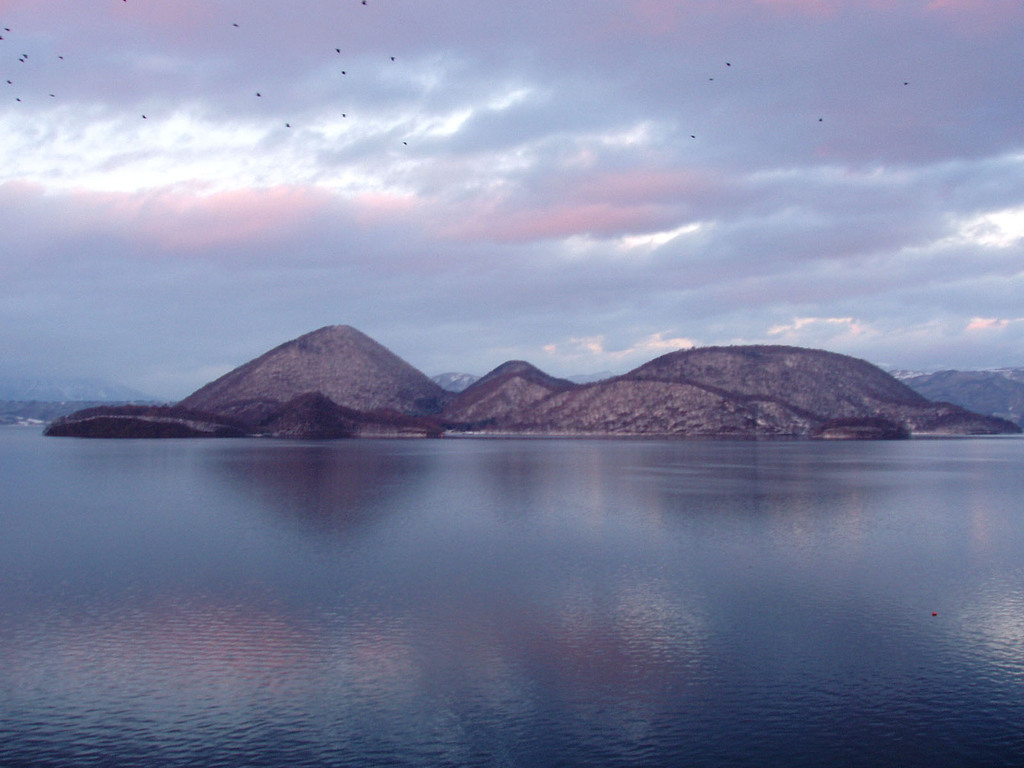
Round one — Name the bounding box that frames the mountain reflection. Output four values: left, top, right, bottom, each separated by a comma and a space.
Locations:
5, 434, 1024, 766
205, 441, 435, 539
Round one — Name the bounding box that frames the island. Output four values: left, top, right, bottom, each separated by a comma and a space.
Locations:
46, 325, 1021, 440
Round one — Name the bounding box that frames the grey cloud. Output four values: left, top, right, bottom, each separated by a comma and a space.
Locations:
3, 0, 1024, 395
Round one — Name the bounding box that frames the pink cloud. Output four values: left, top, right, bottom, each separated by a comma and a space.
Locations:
926, 0, 1022, 16
5, 185, 339, 257
924, 0, 1024, 35
349, 192, 421, 226
738, 0, 1024, 32
966, 317, 1023, 332
4, 182, 429, 263
1, 0, 212, 32
121, 186, 335, 252
751, 0, 844, 17
769, 316, 870, 341
432, 166, 721, 243
612, 0, 717, 35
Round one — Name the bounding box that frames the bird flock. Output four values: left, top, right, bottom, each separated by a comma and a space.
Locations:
2, 1, 412, 145
3, 3, 916, 151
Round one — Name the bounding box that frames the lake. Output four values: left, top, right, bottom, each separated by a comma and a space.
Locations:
2, 428, 1023, 767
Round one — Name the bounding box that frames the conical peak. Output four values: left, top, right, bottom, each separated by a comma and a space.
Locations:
179, 324, 447, 418
483, 360, 540, 378
309, 324, 359, 336
292, 324, 367, 346
459, 360, 577, 398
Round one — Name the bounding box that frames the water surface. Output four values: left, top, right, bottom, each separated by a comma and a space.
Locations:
2, 429, 1023, 766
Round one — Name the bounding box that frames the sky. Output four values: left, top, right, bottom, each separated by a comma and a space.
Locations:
2, 0, 1023, 400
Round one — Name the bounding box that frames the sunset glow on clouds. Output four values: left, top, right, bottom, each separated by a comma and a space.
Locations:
1, 0, 1023, 397
967, 317, 1024, 332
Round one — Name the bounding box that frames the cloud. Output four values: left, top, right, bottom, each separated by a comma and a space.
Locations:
542, 332, 697, 374
628, 332, 699, 355
956, 206, 1024, 248
752, 0, 844, 17
924, 0, 1024, 35
0, 182, 338, 256
129, 186, 338, 252
768, 316, 870, 342
619, 223, 704, 252
543, 337, 607, 357
2, 0, 1024, 395
966, 317, 1024, 332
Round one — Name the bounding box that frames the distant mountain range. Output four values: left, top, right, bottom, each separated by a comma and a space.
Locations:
45, 325, 1020, 439
0, 376, 153, 402
566, 371, 617, 385
0, 376, 156, 426
2, 400, 133, 427
431, 372, 480, 392
431, 370, 615, 392
893, 369, 1024, 427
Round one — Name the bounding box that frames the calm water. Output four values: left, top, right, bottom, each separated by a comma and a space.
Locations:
2, 428, 1023, 767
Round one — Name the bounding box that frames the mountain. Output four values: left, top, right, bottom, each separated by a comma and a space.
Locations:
2, 400, 139, 426
179, 325, 450, 423
255, 392, 443, 439
0, 376, 153, 402
887, 369, 927, 381
898, 369, 1024, 427
567, 371, 617, 384
443, 361, 577, 429
433, 370, 614, 393
443, 346, 1018, 437
629, 344, 924, 414
0, 376, 157, 426
45, 328, 1020, 439
621, 345, 1003, 435
431, 372, 479, 392
996, 368, 1024, 384
46, 393, 443, 439
45, 405, 249, 438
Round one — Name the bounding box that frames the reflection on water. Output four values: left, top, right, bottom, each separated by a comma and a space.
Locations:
207, 442, 435, 539
2, 429, 1024, 766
